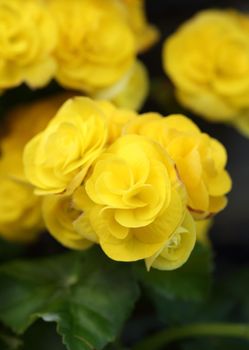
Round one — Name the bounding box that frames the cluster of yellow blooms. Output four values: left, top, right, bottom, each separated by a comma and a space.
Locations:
0, 95, 231, 270
0, 94, 70, 242
0, 0, 156, 109
163, 9, 249, 137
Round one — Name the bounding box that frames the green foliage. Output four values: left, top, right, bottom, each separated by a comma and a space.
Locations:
0, 240, 248, 350
150, 262, 249, 327
134, 243, 213, 302
0, 248, 139, 350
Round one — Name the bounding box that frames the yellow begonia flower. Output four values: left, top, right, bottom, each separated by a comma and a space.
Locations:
0, 0, 57, 89
2, 93, 72, 151
119, 0, 159, 53
0, 171, 43, 243
1, 93, 73, 180
124, 114, 232, 217
49, 0, 135, 93
234, 112, 249, 137
93, 60, 149, 111
23, 97, 108, 195
95, 100, 137, 144
145, 210, 196, 271
196, 219, 212, 246
163, 9, 249, 136
72, 134, 186, 262
42, 195, 92, 250
0, 94, 72, 242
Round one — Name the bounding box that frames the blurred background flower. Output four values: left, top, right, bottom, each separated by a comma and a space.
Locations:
0, 93, 72, 242
0, 0, 57, 90
163, 9, 249, 137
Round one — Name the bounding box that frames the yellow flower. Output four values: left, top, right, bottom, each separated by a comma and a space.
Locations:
196, 219, 212, 246
73, 135, 186, 262
118, 0, 159, 52
163, 10, 249, 136
0, 95, 73, 242
23, 97, 108, 195
93, 60, 149, 111
49, 0, 135, 93
1, 93, 73, 180
234, 112, 249, 137
95, 100, 137, 144
42, 195, 93, 250
124, 113, 232, 217
0, 0, 57, 89
145, 210, 196, 271
0, 170, 43, 243
2, 93, 72, 151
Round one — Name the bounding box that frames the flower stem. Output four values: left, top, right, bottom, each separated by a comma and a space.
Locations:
132, 323, 249, 350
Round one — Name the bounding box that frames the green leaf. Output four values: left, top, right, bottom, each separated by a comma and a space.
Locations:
133, 243, 213, 302
150, 263, 249, 326
0, 248, 139, 350
150, 280, 233, 325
